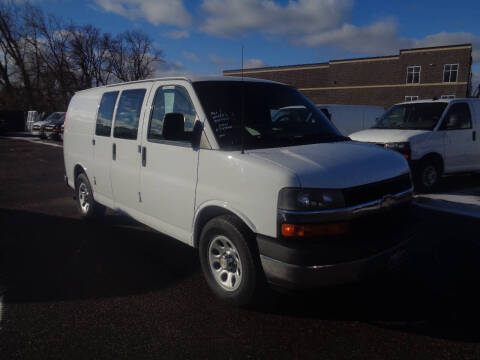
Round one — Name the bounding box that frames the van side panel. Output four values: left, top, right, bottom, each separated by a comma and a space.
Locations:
64, 89, 102, 187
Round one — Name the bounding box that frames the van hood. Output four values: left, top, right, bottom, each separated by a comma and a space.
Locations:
248, 141, 409, 188
349, 128, 429, 143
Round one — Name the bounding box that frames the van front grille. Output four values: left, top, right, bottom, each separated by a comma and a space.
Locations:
343, 174, 412, 207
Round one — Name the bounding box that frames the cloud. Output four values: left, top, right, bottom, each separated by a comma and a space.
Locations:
93, 0, 191, 27
301, 21, 480, 65
199, 1, 479, 67
244, 58, 267, 69
300, 20, 410, 54
183, 51, 200, 62
154, 60, 191, 77
163, 30, 190, 40
413, 32, 480, 63
209, 54, 237, 68
154, 60, 201, 78
200, 0, 353, 37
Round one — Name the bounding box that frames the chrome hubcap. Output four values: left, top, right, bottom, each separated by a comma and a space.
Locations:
78, 183, 90, 214
422, 165, 437, 188
208, 235, 242, 292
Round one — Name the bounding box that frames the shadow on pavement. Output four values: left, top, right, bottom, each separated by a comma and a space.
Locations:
0, 208, 199, 303
254, 209, 480, 343
432, 172, 480, 194
1, 206, 479, 344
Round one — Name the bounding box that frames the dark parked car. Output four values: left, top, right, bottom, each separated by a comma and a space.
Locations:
32, 112, 65, 139
44, 114, 66, 140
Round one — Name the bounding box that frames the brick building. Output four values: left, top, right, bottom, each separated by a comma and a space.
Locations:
223, 44, 473, 109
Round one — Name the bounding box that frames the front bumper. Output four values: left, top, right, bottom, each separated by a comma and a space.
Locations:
259, 238, 409, 289
258, 189, 415, 289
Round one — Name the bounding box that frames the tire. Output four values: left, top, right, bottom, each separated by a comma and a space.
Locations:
199, 215, 266, 306
414, 159, 441, 193
75, 173, 105, 219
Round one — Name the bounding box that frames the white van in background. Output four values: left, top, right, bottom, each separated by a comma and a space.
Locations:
350, 98, 480, 191
317, 104, 385, 136
64, 76, 413, 305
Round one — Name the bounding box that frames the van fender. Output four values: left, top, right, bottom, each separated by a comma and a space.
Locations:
73, 162, 91, 185
192, 200, 257, 248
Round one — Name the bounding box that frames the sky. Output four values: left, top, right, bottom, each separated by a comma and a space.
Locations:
29, 0, 480, 87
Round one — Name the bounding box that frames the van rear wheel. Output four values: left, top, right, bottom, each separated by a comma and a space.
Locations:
199, 215, 266, 306
75, 173, 105, 219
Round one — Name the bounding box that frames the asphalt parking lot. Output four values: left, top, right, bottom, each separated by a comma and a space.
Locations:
1, 137, 480, 359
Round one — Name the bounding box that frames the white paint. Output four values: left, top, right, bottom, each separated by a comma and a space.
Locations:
64, 76, 411, 245
350, 98, 480, 174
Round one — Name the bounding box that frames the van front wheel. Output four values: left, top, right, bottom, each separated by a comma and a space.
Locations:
415, 160, 441, 193
199, 215, 265, 306
75, 173, 105, 219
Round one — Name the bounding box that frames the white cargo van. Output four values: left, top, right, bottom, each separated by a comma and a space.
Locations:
350, 98, 480, 191
317, 104, 385, 136
64, 76, 413, 305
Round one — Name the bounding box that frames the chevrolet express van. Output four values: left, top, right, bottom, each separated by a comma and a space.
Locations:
350, 98, 480, 191
64, 76, 413, 305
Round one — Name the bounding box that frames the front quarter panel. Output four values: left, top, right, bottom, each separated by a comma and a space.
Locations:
409, 132, 445, 161
195, 150, 300, 238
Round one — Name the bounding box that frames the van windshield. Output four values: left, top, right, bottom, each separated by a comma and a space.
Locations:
373, 103, 447, 130
193, 81, 345, 150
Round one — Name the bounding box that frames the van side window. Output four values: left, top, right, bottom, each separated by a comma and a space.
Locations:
148, 85, 196, 142
440, 103, 472, 130
113, 89, 147, 140
96, 91, 119, 137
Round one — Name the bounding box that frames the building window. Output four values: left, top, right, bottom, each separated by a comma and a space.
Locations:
443, 64, 458, 83
405, 96, 419, 102
441, 95, 456, 99
406, 66, 421, 84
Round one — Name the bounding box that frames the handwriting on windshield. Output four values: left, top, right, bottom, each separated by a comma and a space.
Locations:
211, 111, 233, 137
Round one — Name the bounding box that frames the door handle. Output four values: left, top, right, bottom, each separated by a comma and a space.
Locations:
112, 143, 116, 160
142, 146, 147, 167
473, 131, 476, 141
92, 138, 96, 146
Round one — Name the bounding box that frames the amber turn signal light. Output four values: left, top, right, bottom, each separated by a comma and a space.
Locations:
281, 223, 349, 237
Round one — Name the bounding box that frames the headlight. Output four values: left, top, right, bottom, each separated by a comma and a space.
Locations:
384, 142, 411, 158
278, 188, 345, 211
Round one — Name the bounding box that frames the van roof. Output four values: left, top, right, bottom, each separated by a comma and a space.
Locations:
75, 75, 285, 94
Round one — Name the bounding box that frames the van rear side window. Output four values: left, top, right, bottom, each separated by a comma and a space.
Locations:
113, 89, 147, 140
96, 91, 119, 137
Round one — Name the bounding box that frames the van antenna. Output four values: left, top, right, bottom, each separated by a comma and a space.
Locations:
241, 44, 245, 154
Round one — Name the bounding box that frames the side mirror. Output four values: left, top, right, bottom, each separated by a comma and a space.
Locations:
163, 113, 189, 142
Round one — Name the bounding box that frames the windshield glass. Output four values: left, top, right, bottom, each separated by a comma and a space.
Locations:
373, 103, 447, 130
193, 81, 344, 150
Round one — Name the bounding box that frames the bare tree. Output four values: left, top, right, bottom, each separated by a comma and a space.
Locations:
109, 30, 163, 82
0, 1, 164, 112
69, 24, 113, 89
0, 1, 37, 109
